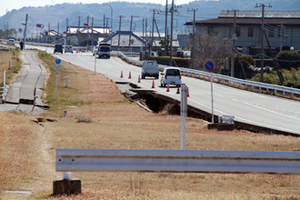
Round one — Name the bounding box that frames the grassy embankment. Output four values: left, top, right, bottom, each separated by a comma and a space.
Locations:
0, 50, 300, 199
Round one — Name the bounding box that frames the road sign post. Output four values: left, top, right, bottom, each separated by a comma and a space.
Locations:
54, 59, 62, 100
93, 41, 98, 74
204, 60, 215, 124
45, 32, 48, 54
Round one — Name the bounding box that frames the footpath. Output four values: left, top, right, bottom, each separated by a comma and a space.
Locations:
0, 50, 48, 114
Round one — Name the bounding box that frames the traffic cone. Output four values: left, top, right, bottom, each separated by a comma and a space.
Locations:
187, 87, 190, 97
138, 75, 141, 83
176, 86, 180, 94
166, 83, 170, 92
120, 71, 123, 78
128, 71, 131, 79
151, 80, 155, 88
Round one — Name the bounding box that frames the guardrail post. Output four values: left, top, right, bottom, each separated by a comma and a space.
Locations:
180, 84, 187, 150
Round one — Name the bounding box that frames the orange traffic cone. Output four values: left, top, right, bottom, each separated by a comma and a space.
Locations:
151, 80, 155, 88
176, 86, 180, 94
187, 87, 190, 97
128, 71, 131, 79
166, 83, 170, 92
120, 71, 123, 78
138, 75, 141, 83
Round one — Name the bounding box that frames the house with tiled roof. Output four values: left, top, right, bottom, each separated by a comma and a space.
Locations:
185, 10, 300, 57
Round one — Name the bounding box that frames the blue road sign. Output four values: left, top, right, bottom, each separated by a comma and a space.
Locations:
55, 59, 61, 65
45, 32, 48, 35
204, 60, 215, 72
18, 28, 23, 33
93, 41, 98, 46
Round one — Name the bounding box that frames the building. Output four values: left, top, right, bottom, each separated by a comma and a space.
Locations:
185, 11, 300, 57
102, 31, 179, 54
41, 30, 63, 44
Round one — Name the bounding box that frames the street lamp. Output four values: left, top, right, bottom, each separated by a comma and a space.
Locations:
102, 3, 113, 34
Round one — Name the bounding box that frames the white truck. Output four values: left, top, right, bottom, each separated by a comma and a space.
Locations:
98, 43, 111, 58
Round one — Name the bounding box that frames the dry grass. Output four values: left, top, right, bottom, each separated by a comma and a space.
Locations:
1, 52, 300, 199
0, 48, 22, 85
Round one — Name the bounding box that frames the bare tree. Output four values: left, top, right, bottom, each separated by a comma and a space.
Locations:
189, 33, 231, 72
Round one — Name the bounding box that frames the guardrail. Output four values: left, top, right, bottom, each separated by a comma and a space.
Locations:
54, 148, 300, 195
115, 51, 300, 98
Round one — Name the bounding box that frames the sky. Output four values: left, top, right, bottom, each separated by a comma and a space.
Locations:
1, 0, 196, 17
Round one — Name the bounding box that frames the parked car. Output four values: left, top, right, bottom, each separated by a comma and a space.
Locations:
54, 44, 63, 54
8, 39, 15, 45
160, 67, 182, 87
141, 60, 159, 79
65, 45, 73, 53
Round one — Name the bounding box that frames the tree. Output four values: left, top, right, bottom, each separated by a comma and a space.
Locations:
0, 28, 17, 39
189, 33, 231, 72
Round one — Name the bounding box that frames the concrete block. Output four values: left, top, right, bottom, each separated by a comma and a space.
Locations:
217, 124, 235, 131
207, 123, 218, 129
53, 179, 81, 196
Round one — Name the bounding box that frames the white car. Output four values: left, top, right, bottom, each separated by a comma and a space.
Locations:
160, 67, 182, 87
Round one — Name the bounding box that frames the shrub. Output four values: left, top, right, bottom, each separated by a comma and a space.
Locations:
276, 50, 300, 70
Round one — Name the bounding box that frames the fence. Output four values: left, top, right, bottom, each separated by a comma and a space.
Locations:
54, 148, 300, 195
116, 51, 300, 98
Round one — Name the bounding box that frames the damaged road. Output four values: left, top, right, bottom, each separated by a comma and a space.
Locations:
0, 50, 49, 113
116, 81, 300, 137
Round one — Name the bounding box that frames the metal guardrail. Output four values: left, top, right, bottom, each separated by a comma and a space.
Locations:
115, 51, 300, 97
56, 149, 300, 174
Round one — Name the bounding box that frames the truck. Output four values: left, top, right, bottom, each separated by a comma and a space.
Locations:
98, 43, 111, 58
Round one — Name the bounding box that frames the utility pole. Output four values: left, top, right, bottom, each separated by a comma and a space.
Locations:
118, 15, 125, 52
165, 0, 168, 56
129, 15, 133, 53
188, 8, 197, 69
22, 14, 28, 49
48, 22, 50, 32
66, 18, 68, 45
169, 1, 181, 66
279, 24, 284, 52
77, 16, 80, 28
169, 0, 174, 66
92, 17, 94, 45
229, 9, 238, 77
150, 9, 158, 57
256, 3, 272, 83
103, 15, 105, 27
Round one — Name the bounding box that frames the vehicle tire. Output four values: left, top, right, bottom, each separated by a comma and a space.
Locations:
142, 75, 145, 79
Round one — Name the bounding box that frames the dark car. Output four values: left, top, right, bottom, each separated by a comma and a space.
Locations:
54, 44, 63, 54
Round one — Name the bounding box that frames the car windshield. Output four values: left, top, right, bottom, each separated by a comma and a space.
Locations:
100, 47, 110, 52
166, 69, 180, 76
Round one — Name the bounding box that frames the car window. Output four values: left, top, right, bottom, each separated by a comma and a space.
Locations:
166, 69, 180, 76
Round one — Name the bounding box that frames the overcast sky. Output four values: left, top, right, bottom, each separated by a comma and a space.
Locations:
1, 0, 196, 17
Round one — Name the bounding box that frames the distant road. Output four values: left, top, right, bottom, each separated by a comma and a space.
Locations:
26, 45, 300, 135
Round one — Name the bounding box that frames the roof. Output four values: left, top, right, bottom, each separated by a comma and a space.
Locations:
185, 10, 300, 26
219, 10, 300, 19
67, 26, 110, 34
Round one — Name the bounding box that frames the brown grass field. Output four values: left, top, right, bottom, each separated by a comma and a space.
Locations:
0, 50, 300, 199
